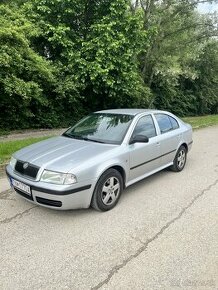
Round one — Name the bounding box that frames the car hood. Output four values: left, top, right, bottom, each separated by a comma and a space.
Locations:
14, 136, 117, 173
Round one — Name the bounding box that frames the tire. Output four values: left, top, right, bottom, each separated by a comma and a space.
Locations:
91, 169, 123, 211
170, 145, 187, 172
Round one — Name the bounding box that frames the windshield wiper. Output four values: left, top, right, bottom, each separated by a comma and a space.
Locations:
62, 133, 84, 140
82, 137, 105, 144
63, 133, 105, 143
62, 132, 72, 138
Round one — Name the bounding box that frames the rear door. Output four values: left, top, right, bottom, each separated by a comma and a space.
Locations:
154, 114, 181, 166
128, 114, 161, 182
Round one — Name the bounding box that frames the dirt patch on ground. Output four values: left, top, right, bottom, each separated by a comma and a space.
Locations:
0, 128, 67, 143
0, 166, 7, 178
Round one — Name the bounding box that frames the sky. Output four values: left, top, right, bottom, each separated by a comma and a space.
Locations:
198, 2, 218, 14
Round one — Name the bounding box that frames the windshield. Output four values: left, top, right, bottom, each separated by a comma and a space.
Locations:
63, 113, 134, 145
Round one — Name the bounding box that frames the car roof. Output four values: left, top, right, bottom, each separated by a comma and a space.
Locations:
95, 108, 162, 116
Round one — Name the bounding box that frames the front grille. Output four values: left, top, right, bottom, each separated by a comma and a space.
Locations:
14, 188, 33, 201
15, 160, 39, 179
36, 196, 62, 207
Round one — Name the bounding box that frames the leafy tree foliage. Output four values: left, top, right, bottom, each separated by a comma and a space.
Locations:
25, 0, 151, 110
190, 40, 218, 114
0, 5, 56, 129
135, 0, 218, 115
0, 0, 217, 130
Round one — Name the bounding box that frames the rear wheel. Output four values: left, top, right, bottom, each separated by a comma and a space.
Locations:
91, 169, 123, 211
170, 145, 187, 172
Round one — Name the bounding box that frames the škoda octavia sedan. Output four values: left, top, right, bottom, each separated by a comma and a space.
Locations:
6, 109, 193, 211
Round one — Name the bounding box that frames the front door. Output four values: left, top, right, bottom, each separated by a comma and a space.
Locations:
128, 115, 161, 183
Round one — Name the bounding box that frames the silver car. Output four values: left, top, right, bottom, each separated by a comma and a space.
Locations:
6, 109, 193, 211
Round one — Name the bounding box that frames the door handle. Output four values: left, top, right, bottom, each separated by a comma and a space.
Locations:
156, 142, 160, 146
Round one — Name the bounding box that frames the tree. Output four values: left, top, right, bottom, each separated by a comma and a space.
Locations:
80, 0, 152, 110
0, 0, 217, 131
0, 5, 56, 129
133, 0, 218, 115
191, 40, 218, 114
24, 0, 152, 111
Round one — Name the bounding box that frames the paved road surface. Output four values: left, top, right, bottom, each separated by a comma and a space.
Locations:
0, 126, 218, 290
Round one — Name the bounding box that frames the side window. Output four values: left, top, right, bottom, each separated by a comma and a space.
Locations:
155, 114, 173, 133
169, 116, 179, 129
132, 115, 156, 138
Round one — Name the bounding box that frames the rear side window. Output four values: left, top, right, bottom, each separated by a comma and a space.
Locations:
132, 115, 156, 138
169, 116, 179, 129
155, 114, 179, 133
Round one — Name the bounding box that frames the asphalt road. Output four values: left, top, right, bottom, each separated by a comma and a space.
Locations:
0, 126, 218, 290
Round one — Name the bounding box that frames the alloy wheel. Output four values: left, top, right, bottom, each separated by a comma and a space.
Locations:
177, 149, 186, 169
101, 177, 120, 205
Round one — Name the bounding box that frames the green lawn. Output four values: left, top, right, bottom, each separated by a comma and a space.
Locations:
0, 136, 51, 165
182, 115, 218, 129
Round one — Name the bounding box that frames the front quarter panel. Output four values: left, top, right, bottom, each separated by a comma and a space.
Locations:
70, 145, 130, 186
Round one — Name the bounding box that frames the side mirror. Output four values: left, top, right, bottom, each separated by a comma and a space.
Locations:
129, 135, 149, 145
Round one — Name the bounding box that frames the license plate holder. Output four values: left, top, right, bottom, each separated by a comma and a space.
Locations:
11, 178, 32, 196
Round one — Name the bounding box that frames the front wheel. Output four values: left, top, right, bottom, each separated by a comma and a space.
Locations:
170, 145, 187, 172
91, 169, 123, 211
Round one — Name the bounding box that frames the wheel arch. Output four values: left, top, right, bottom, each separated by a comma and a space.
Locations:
180, 142, 188, 152
109, 165, 126, 188
90, 164, 126, 211
94, 164, 127, 191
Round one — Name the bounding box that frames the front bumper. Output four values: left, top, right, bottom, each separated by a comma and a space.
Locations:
6, 165, 96, 210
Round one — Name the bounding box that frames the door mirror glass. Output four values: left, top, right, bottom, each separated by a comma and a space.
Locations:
129, 135, 149, 145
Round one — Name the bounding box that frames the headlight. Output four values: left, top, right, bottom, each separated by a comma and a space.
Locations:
10, 156, 17, 170
40, 170, 77, 185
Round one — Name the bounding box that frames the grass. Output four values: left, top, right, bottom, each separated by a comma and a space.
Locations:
0, 136, 51, 165
182, 115, 218, 129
